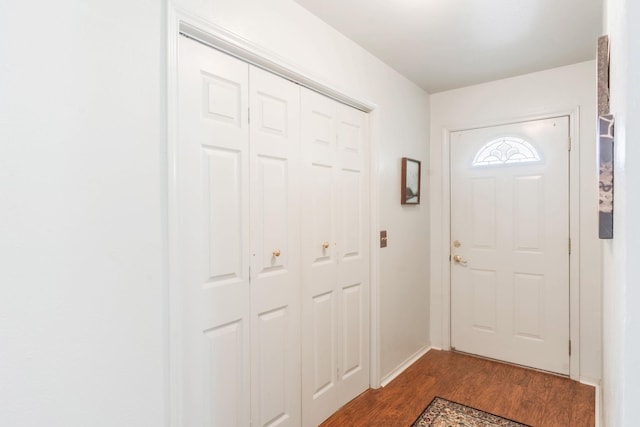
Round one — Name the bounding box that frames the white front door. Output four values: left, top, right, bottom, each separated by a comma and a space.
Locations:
450, 117, 570, 375
177, 36, 251, 426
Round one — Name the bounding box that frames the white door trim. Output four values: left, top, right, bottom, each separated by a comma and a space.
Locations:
172, 9, 376, 113
166, 6, 382, 425
437, 109, 581, 380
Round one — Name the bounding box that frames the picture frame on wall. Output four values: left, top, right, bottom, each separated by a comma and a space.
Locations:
598, 35, 610, 117
597, 35, 613, 239
598, 114, 614, 239
401, 157, 421, 205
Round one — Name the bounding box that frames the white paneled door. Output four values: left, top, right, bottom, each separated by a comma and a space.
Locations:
300, 88, 370, 426
450, 117, 570, 375
178, 36, 251, 426
178, 36, 302, 427
249, 66, 301, 427
178, 36, 369, 427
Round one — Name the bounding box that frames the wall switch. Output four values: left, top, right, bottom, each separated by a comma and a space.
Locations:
380, 230, 387, 248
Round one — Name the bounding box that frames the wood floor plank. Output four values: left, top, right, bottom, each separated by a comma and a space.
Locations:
572, 382, 597, 426
319, 350, 595, 427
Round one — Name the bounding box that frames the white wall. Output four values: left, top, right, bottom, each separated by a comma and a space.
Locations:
602, 0, 640, 425
429, 61, 602, 382
172, 0, 431, 380
0, 1, 166, 426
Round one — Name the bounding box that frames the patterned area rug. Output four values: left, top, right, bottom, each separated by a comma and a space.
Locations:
412, 397, 531, 427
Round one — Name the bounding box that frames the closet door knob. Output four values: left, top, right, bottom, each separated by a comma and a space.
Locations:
322, 242, 330, 249
272, 249, 281, 257
452, 254, 467, 265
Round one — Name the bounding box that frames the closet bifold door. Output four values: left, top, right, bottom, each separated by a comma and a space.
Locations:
300, 88, 370, 427
178, 35, 365, 427
177, 36, 251, 426
249, 65, 302, 427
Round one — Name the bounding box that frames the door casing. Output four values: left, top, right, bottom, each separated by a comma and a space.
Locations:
437, 111, 582, 380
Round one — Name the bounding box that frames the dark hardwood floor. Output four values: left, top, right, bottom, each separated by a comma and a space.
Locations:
320, 350, 595, 427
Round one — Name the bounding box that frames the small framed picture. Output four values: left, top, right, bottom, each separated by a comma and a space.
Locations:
598, 114, 614, 239
401, 157, 421, 205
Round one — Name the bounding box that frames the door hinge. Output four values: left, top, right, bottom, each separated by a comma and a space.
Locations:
569, 340, 572, 356
568, 137, 572, 151
568, 238, 572, 255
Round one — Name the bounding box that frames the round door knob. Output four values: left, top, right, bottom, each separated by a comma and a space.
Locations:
322, 242, 330, 249
272, 249, 281, 257
453, 254, 467, 265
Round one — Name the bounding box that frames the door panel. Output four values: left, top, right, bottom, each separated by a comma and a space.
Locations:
249, 65, 301, 427
202, 72, 243, 127
301, 89, 369, 426
514, 176, 543, 250
470, 269, 496, 332
339, 170, 362, 258
341, 283, 364, 378
450, 117, 570, 375
335, 103, 369, 405
256, 307, 289, 427
178, 36, 250, 427
309, 165, 335, 264
470, 178, 496, 249
254, 155, 289, 271
204, 321, 244, 426
311, 291, 336, 398
301, 90, 339, 426
513, 273, 544, 339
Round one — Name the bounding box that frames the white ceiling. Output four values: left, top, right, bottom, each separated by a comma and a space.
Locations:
294, 0, 603, 93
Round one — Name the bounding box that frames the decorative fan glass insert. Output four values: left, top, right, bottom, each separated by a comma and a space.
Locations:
472, 137, 541, 166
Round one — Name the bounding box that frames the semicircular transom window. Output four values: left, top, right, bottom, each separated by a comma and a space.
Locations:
472, 137, 541, 167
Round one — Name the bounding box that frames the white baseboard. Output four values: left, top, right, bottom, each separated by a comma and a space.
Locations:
380, 345, 431, 387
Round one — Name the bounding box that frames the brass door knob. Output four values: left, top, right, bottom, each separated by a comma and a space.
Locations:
322, 242, 330, 249
452, 254, 467, 265
272, 249, 281, 257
